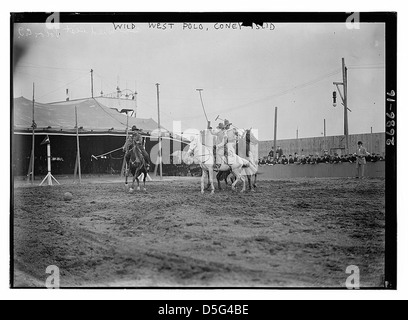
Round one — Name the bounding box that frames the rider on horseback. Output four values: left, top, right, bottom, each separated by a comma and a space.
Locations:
123, 125, 151, 171
210, 119, 235, 170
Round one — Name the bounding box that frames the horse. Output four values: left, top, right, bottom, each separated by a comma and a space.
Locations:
125, 145, 148, 193
185, 134, 256, 194
172, 150, 234, 190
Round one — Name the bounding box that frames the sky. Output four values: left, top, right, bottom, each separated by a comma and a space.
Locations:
13, 22, 385, 141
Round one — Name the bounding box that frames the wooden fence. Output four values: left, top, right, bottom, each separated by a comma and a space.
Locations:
259, 132, 385, 158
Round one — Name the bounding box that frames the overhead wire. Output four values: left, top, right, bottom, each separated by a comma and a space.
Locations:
176, 68, 342, 119
37, 73, 90, 100
16, 64, 89, 72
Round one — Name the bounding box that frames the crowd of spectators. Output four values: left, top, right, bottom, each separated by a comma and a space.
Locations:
259, 147, 385, 166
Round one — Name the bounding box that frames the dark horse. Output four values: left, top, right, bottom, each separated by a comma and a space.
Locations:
205, 169, 236, 191
125, 146, 148, 192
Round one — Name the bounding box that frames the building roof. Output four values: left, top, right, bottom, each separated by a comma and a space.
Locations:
13, 97, 165, 136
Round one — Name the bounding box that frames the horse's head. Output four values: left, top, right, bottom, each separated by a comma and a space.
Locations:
187, 137, 198, 156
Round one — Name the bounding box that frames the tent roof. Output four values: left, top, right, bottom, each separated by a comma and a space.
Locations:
13, 97, 165, 135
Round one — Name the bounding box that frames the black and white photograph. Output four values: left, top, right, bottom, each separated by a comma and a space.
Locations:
10, 12, 397, 291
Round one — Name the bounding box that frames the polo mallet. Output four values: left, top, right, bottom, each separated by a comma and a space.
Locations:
196, 89, 211, 129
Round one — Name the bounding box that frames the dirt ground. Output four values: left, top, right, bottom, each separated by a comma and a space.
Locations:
12, 177, 385, 288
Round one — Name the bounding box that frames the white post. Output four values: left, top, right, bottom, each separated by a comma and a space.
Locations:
47, 143, 52, 185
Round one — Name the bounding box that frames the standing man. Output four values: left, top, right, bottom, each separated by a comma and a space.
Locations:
356, 141, 370, 179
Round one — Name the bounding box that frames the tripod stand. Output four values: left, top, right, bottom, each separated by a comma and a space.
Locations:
39, 137, 60, 186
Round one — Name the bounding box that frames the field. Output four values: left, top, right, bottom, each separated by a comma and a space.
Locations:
13, 177, 385, 288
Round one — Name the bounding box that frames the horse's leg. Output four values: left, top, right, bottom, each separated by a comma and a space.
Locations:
231, 169, 240, 191
247, 173, 252, 191
209, 167, 215, 194
205, 170, 211, 191
253, 173, 258, 189
136, 172, 140, 191
125, 162, 129, 188
216, 171, 222, 190
201, 169, 206, 194
130, 170, 136, 193
143, 171, 147, 192
240, 170, 246, 193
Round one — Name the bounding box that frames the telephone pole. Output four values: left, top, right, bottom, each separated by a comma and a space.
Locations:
156, 83, 163, 180
333, 58, 350, 154
90, 69, 94, 98
342, 58, 349, 153
273, 107, 278, 159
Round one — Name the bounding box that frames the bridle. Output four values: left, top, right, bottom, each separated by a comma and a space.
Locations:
189, 141, 212, 164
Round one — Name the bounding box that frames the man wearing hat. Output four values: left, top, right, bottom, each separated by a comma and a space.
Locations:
224, 119, 232, 130
208, 122, 227, 169
356, 141, 370, 179
123, 125, 151, 170
223, 119, 238, 165
210, 122, 226, 169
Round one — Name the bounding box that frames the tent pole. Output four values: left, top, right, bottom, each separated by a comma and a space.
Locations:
75, 106, 82, 183
121, 111, 130, 177
27, 83, 35, 184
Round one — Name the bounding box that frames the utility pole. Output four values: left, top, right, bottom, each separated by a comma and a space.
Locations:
324, 118, 327, 151
273, 107, 278, 159
371, 126, 373, 153
74, 106, 82, 183
333, 58, 351, 154
296, 126, 299, 155
342, 58, 349, 153
134, 81, 138, 118
134, 90, 138, 118
156, 83, 163, 180
90, 69, 94, 98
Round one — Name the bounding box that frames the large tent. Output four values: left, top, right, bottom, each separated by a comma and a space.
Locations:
13, 96, 162, 135
12, 97, 188, 177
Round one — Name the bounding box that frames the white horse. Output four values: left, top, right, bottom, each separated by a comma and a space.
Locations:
185, 135, 256, 194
